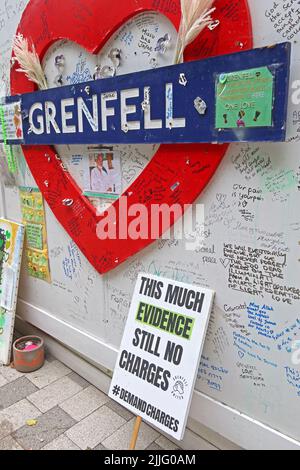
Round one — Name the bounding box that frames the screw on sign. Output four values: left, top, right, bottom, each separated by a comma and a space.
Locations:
10, 0, 253, 276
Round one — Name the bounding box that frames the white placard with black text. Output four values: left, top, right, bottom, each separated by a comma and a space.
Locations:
109, 273, 214, 440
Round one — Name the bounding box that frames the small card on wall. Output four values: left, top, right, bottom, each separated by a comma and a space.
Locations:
109, 273, 214, 441
215, 66, 274, 129
0, 101, 23, 142
26, 223, 43, 250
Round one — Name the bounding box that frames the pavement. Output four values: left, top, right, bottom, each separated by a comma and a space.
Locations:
0, 353, 180, 451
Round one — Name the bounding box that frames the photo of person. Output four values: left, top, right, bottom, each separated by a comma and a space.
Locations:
91, 154, 113, 193
13, 104, 23, 139
84, 147, 122, 198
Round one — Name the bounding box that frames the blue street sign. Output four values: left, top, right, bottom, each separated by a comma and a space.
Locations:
1, 42, 291, 146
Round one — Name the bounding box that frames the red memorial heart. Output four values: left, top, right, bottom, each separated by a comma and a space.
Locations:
11, 0, 252, 274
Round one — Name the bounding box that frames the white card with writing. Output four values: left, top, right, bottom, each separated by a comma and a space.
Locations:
109, 273, 214, 440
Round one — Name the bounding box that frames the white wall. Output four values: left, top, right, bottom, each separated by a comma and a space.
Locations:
1, 0, 300, 449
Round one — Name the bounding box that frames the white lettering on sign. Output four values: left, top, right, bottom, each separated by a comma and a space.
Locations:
29, 103, 44, 135
120, 88, 141, 131
144, 86, 163, 130
101, 91, 117, 132
78, 95, 99, 133
28, 83, 187, 136
166, 83, 186, 129
45, 101, 61, 134
61, 98, 76, 134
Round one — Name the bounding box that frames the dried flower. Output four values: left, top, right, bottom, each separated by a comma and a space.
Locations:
12, 34, 48, 90
175, 0, 216, 63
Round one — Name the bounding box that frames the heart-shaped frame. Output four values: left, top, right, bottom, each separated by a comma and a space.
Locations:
11, 0, 252, 274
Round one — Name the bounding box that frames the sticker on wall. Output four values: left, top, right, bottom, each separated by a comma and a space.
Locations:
215, 67, 275, 129
0, 219, 25, 365
20, 187, 51, 282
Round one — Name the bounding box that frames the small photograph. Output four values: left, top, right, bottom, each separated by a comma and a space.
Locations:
13, 103, 23, 139
84, 147, 122, 199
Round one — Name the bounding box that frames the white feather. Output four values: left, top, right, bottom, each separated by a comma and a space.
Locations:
175, 0, 216, 64
12, 34, 48, 90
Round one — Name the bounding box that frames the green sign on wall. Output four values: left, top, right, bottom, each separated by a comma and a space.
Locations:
215, 66, 274, 129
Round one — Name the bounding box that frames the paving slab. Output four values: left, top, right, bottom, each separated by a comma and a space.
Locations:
26, 360, 71, 389
0, 436, 23, 450
12, 406, 76, 450
0, 377, 38, 410
66, 405, 125, 450
102, 418, 160, 451
42, 433, 80, 450
60, 385, 110, 421
0, 399, 41, 440
28, 376, 83, 413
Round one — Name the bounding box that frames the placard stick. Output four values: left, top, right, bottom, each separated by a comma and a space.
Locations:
129, 416, 142, 450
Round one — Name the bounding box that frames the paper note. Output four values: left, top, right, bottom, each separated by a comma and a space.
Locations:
0, 265, 16, 311
215, 67, 274, 129
26, 223, 43, 250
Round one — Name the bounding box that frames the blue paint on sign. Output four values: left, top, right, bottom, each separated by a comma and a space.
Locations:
3, 42, 291, 146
